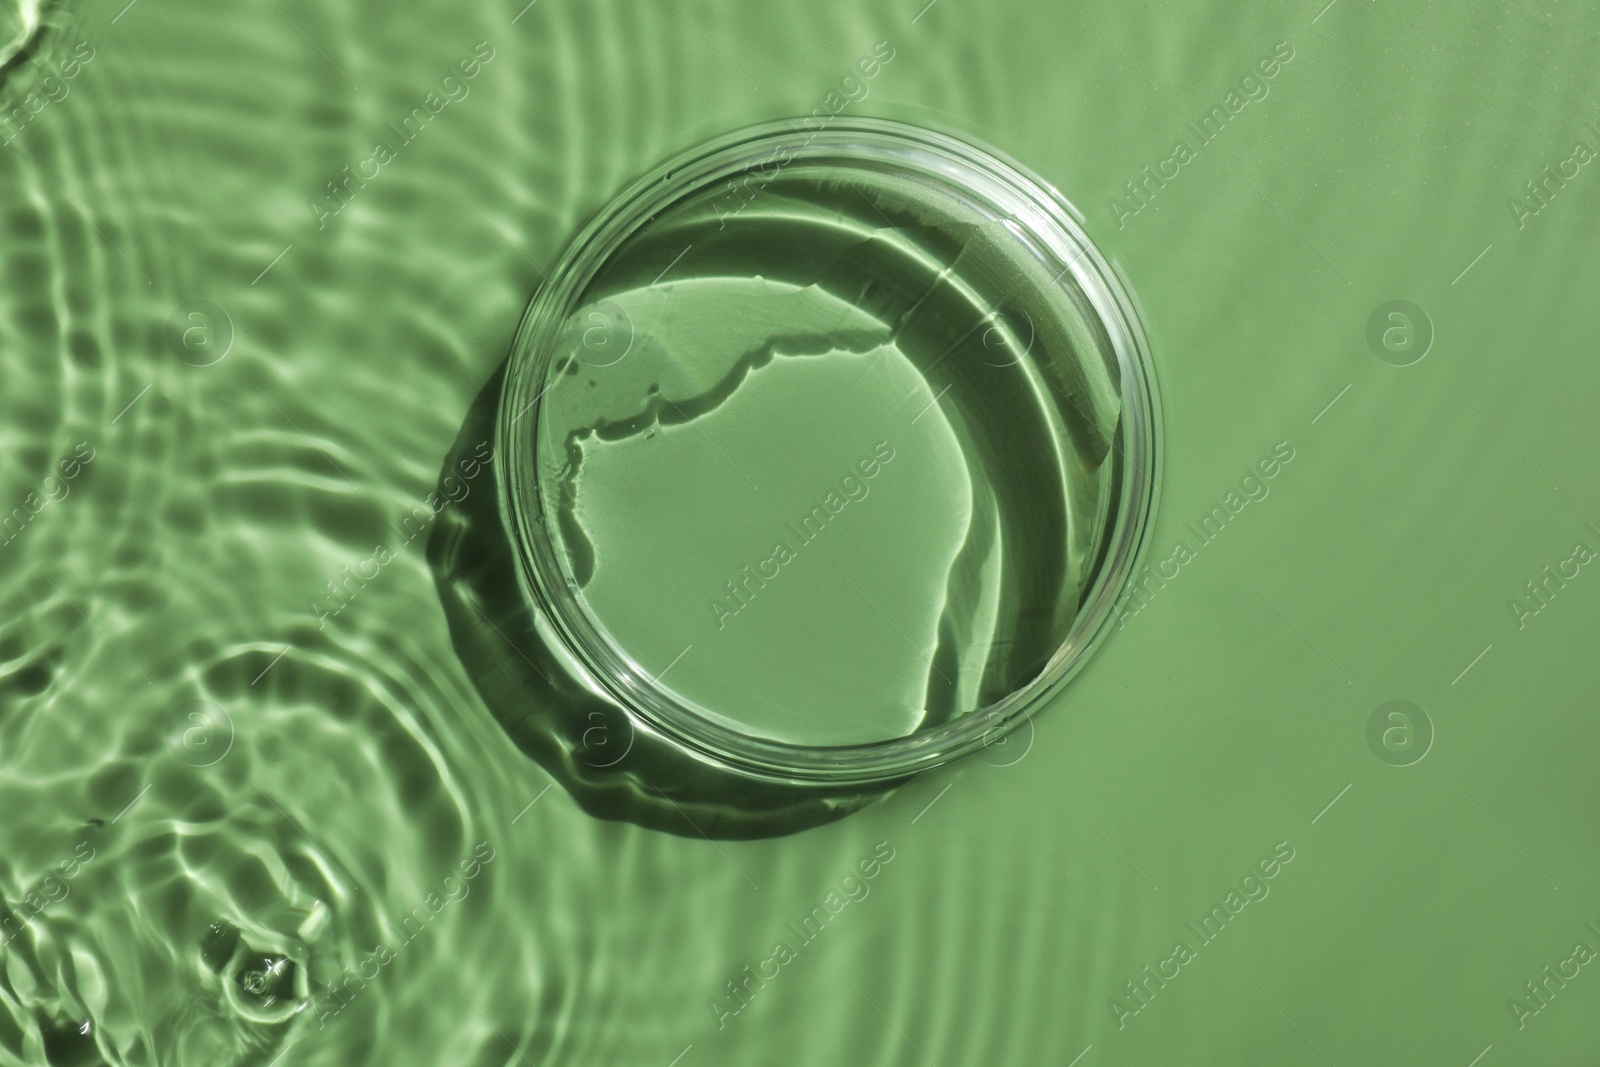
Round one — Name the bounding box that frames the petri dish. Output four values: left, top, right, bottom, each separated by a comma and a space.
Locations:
498, 117, 1160, 785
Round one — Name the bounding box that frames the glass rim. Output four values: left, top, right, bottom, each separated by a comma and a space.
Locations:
497, 116, 1163, 785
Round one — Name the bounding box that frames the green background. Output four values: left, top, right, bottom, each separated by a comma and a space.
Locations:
1, 0, 1596, 1064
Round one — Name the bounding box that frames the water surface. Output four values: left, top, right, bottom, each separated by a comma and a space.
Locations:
2, 1, 1598, 1065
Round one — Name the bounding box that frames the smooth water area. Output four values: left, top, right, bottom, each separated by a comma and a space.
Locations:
554, 326, 974, 746
3, 1, 1599, 1066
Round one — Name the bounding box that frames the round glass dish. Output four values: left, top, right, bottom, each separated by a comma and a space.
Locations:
498, 117, 1160, 785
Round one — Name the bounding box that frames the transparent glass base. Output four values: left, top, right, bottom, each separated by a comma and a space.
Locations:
499, 118, 1160, 784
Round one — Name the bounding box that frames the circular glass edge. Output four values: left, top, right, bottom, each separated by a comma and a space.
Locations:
497, 116, 1164, 785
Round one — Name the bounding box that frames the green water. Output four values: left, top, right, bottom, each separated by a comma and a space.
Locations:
3, 1, 1599, 1065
